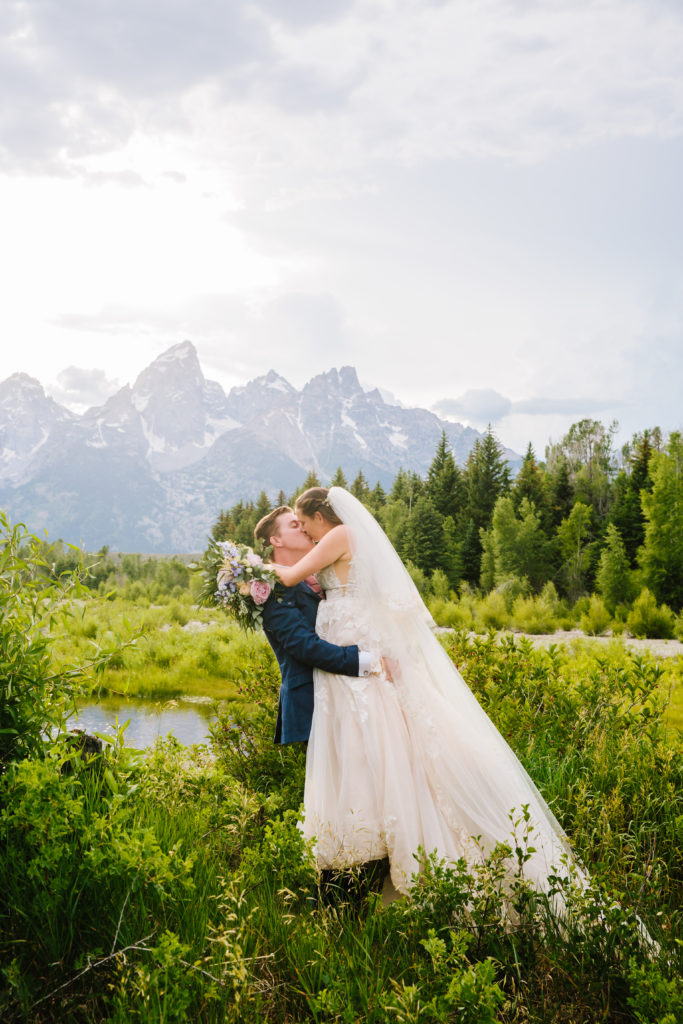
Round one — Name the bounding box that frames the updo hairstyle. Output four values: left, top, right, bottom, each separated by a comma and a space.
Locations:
295, 486, 343, 526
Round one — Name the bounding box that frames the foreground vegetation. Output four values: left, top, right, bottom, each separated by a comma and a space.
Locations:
1, 518, 682, 1021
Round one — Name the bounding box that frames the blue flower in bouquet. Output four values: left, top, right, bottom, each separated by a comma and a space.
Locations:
196, 535, 277, 631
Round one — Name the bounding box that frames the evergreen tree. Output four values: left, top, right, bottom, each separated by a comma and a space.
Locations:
639, 431, 683, 610
255, 490, 271, 521
546, 456, 574, 529
460, 517, 481, 585
609, 429, 657, 565
403, 494, 443, 575
479, 527, 496, 592
212, 508, 235, 541
330, 467, 348, 488
367, 481, 387, 514
276, 489, 288, 507
441, 515, 463, 589
596, 523, 633, 611
391, 468, 423, 509
351, 470, 371, 503
426, 431, 465, 520
461, 426, 510, 582
300, 469, 321, 490
513, 444, 550, 530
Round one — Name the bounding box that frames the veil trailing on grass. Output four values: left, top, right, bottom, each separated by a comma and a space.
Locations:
327, 486, 587, 905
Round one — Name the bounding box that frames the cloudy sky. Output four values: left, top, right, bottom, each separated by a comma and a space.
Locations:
1, 0, 682, 455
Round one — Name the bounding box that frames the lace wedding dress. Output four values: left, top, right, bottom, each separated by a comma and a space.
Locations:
301, 488, 584, 900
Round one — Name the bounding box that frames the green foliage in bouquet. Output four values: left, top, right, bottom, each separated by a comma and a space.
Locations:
193, 536, 276, 632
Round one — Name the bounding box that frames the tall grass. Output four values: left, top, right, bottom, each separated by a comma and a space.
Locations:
1, 635, 681, 1022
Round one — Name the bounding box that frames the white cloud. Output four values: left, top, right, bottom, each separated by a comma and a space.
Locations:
49, 365, 120, 411
1, 0, 682, 460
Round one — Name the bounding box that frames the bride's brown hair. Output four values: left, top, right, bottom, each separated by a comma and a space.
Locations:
295, 486, 343, 526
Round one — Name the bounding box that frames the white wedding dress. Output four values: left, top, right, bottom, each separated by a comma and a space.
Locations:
301, 488, 584, 901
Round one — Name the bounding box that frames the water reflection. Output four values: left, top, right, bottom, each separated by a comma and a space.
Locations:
72, 696, 216, 749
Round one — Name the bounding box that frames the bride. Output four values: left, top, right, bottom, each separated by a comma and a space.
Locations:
272, 485, 585, 903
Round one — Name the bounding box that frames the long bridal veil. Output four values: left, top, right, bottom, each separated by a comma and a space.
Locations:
327, 486, 587, 903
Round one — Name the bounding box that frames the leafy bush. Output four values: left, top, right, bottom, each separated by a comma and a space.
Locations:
580, 595, 613, 636
627, 588, 676, 639
510, 592, 559, 633
474, 590, 510, 631
429, 598, 474, 631
0, 515, 104, 770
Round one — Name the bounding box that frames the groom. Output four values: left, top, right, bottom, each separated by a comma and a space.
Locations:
254, 505, 377, 745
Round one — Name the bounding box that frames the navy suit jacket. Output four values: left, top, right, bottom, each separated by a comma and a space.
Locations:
261, 581, 360, 744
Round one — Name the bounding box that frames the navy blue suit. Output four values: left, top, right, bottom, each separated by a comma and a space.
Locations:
262, 581, 360, 744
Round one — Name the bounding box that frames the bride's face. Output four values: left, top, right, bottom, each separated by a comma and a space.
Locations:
296, 510, 327, 543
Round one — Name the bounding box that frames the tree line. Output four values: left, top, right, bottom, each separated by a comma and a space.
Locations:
212, 419, 683, 615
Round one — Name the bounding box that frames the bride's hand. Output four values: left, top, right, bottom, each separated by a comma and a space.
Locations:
272, 563, 294, 587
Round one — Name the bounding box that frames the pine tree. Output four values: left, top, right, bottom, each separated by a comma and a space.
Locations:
403, 494, 443, 575
367, 481, 387, 514
596, 523, 633, 611
212, 508, 235, 541
351, 471, 371, 503
461, 426, 510, 582
426, 431, 465, 520
300, 469, 321, 490
639, 431, 683, 610
330, 467, 348, 488
513, 444, 550, 530
609, 429, 657, 565
547, 456, 574, 529
391, 468, 423, 509
255, 490, 271, 521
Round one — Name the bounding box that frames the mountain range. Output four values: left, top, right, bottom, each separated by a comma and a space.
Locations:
0, 341, 518, 552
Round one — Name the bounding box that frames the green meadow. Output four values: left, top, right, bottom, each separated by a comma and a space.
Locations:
1, 520, 682, 1022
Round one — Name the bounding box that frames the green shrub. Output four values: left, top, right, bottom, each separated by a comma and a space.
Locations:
169, 602, 190, 626
496, 574, 529, 611
510, 592, 559, 634
474, 590, 510, 631
627, 588, 676, 639
0, 515, 104, 770
429, 599, 474, 631
580, 595, 613, 636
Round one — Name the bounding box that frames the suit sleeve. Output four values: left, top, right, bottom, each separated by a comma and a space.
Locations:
262, 595, 360, 676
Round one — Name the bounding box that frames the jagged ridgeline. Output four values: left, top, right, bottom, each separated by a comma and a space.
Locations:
0, 341, 512, 553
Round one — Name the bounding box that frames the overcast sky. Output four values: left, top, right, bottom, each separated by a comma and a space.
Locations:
1, 0, 682, 456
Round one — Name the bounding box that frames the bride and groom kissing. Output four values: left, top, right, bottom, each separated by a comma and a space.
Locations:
253, 486, 585, 905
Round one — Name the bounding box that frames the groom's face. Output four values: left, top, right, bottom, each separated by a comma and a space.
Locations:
272, 512, 314, 560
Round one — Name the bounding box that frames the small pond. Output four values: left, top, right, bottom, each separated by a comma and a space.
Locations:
71, 696, 217, 749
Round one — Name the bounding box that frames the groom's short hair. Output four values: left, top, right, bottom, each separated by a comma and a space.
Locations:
254, 505, 292, 549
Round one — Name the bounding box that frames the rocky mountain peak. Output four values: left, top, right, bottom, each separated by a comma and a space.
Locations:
0, 344, 518, 551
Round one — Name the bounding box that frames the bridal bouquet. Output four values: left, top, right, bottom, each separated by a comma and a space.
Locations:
195, 536, 277, 631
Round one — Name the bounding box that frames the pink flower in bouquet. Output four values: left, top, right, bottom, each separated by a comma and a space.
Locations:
246, 550, 263, 567
250, 579, 271, 605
